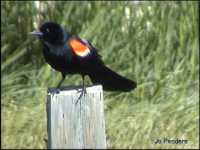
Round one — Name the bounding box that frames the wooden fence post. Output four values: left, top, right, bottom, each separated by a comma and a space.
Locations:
46, 85, 106, 149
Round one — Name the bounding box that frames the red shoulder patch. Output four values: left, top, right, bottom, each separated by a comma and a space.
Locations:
69, 39, 90, 57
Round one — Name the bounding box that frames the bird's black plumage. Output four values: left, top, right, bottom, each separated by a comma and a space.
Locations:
29, 22, 137, 94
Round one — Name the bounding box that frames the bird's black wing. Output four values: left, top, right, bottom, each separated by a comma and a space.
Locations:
69, 36, 137, 92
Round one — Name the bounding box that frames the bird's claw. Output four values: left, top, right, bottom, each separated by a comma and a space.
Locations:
75, 86, 87, 105
52, 88, 61, 96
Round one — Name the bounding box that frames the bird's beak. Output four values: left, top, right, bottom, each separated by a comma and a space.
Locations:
28, 30, 43, 37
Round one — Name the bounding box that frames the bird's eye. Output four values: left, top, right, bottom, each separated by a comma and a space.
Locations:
44, 28, 50, 34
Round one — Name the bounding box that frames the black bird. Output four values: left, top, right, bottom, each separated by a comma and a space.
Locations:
29, 22, 137, 98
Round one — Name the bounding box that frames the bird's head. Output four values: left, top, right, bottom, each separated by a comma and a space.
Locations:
29, 22, 70, 45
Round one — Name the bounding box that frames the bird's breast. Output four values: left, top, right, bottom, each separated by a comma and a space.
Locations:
42, 44, 87, 75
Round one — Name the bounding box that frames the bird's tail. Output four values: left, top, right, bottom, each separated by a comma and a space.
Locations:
88, 65, 137, 92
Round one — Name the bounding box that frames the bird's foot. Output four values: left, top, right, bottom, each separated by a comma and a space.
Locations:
52, 88, 61, 96
75, 85, 87, 105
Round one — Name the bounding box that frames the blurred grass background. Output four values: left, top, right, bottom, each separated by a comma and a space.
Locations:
1, 1, 199, 149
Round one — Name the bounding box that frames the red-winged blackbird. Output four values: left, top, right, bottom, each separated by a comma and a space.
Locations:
29, 22, 137, 98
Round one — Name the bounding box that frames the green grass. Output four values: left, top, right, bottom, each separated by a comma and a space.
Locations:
1, 1, 199, 149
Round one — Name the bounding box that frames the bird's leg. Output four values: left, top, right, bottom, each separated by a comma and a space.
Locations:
76, 75, 87, 105
81, 76, 87, 97
54, 73, 66, 94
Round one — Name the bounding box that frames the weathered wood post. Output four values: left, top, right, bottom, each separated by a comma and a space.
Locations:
46, 85, 106, 149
